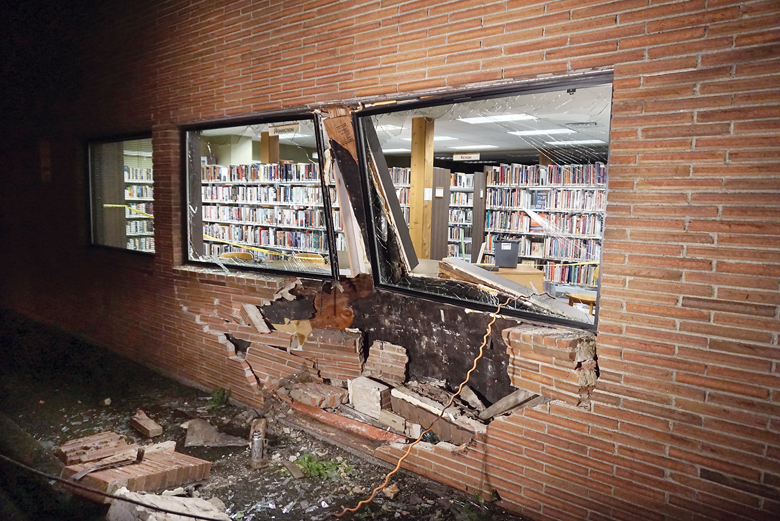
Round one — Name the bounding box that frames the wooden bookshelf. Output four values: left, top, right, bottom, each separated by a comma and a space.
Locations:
482, 162, 606, 288
198, 162, 342, 261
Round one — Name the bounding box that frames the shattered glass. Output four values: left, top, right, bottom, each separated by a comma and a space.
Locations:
185, 118, 341, 276
357, 82, 613, 326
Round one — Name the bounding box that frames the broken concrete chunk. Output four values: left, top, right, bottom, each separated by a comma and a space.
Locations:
378, 410, 406, 433
348, 376, 391, 419
478, 389, 537, 421
184, 419, 246, 447
106, 487, 230, 521
131, 410, 163, 438
382, 483, 400, 500
405, 422, 422, 439
460, 385, 486, 412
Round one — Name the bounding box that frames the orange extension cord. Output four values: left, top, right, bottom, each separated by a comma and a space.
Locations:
330, 296, 516, 519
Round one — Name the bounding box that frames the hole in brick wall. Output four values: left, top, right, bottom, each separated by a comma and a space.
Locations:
225, 334, 250, 358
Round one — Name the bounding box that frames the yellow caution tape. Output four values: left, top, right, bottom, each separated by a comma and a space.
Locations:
103, 204, 154, 219
202, 234, 291, 257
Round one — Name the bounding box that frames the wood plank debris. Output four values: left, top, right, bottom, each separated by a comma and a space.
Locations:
478, 389, 538, 420
282, 460, 305, 479
131, 409, 163, 438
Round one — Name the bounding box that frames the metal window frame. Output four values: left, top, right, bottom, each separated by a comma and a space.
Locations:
179, 110, 339, 281
352, 71, 614, 332
86, 132, 156, 256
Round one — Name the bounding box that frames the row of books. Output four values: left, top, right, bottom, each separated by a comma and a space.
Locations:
487, 163, 606, 187
484, 234, 600, 261
389, 167, 411, 186
545, 189, 606, 212
485, 210, 602, 236
125, 203, 153, 218
450, 192, 473, 206
126, 220, 154, 235
396, 186, 410, 205
202, 206, 329, 229
201, 162, 320, 183
448, 226, 472, 241
203, 224, 328, 252
123, 166, 153, 181
202, 185, 323, 205
450, 172, 474, 188
127, 237, 154, 251
544, 262, 599, 287
125, 185, 154, 199
543, 237, 601, 261
447, 242, 471, 259
449, 208, 472, 225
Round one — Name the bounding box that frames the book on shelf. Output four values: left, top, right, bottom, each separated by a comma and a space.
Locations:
199, 160, 343, 258
483, 161, 606, 289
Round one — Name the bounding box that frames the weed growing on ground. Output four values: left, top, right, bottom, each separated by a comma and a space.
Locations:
208, 387, 232, 409
293, 453, 353, 480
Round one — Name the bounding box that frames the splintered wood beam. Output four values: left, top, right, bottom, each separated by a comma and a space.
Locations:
409, 117, 435, 259
260, 131, 279, 163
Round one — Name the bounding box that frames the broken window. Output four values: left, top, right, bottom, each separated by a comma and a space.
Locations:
355, 75, 612, 328
89, 137, 155, 253
185, 116, 342, 277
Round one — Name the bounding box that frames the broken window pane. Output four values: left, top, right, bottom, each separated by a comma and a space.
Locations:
90, 137, 155, 253
185, 118, 339, 276
356, 81, 612, 327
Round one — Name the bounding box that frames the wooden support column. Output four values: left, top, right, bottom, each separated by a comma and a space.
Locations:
409, 117, 435, 259
260, 131, 279, 163
539, 149, 555, 165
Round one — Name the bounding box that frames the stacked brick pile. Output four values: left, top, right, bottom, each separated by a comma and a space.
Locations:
244, 343, 315, 389
290, 382, 349, 408
502, 325, 597, 407
362, 340, 408, 386
292, 328, 364, 382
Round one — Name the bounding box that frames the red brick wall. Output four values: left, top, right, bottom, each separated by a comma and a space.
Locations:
1, 1, 779, 520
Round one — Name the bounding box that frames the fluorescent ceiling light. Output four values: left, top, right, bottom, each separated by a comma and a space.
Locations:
382, 148, 411, 153
376, 125, 403, 131
447, 145, 499, 150
458, 114, 536, 124
124, 150, 153, 157
401, 136, 457, 141
509, 129, 575, 136
546, 139, 605, 146
278, 134, 310, 139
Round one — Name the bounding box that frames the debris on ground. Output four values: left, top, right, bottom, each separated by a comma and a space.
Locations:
0, 310, 526, 521
382, 483, 399, 500
106, 487, 231, 521
130, 409, 163, 438
57, 432, 211, 503
184, 419, 246, 448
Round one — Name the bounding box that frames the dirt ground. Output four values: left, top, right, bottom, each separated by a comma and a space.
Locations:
0, 310, 524, 521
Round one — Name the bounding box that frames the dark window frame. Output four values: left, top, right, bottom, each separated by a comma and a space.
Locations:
180, 110, 339, 281
87, 132, 156, 256
352, 71, 614, 332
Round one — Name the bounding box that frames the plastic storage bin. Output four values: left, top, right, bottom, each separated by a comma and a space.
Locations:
494, 240, 520, 268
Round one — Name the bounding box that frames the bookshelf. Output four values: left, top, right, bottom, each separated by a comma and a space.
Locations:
124, 162, 155, 252
483, 162, 606, 288
199, 162, 341, 261
389, 167, 411, 224
448, 172, 473, 260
